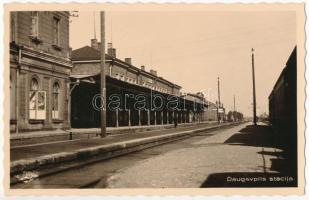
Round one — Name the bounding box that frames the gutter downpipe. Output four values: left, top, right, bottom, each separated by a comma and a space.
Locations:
16, 45, 22, 134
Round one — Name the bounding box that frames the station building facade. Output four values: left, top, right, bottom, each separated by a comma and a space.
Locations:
9, 10, 224, 133
70, 39, 210, 128
9, 11, 72, 132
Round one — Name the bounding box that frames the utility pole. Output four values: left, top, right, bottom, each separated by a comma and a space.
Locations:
100, 11, 107, 137
233, 95, 235, 112
233, 94, 236, 121
217, 77, 221, 123
251, 48, 257, 126
218, 77, 221, 107
93, 11, 96, 39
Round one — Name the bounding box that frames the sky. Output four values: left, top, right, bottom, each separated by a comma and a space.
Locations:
70, 10, 296, 117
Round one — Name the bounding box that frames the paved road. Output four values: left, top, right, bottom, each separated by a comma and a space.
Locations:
13, 122, 292, 189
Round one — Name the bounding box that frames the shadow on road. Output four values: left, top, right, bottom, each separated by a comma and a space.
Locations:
224, 124, 275, 148
200, 124, 297, 188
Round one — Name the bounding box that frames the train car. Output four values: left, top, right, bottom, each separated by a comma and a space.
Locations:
268, 46, 297, 163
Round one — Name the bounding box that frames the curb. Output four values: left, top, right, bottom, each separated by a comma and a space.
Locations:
10, 122, 218, 147
10, 122, 241, 181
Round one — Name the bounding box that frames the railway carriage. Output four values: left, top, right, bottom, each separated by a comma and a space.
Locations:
268, 47, 297, 161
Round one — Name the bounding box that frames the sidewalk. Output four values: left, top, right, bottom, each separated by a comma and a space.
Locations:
200, 122, 297, 187
10, 122, 241, 180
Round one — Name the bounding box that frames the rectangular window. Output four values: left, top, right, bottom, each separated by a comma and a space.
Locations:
53, 17, 60, 46
30, 12, 39, 37
29, 90, 46, 120
10, 12, 16, 42
37, 91, 46, 119
147, 78, 153, 84
29, 91, 37, 119
109, 66, 112, 76
52, 92, 59, 119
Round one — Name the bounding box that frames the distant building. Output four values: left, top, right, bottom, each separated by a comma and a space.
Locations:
10, 11, 72, 132
182, 93, 206, 122
204, 101, 219, 121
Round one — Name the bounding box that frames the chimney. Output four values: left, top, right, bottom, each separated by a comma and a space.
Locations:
141, 65, 145, 71
91, 38, 99, 50
107, 42, 116, 58
69, 47, 72, 58
150, 69, 157, 76
125, 58, 132, 65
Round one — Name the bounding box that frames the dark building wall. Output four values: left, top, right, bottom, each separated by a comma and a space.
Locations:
70, 76, 206, 128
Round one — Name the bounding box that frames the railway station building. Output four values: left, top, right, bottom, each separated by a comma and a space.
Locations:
10, 11, 72, 133
9, 11, 223, 133
70, 39, 211, 128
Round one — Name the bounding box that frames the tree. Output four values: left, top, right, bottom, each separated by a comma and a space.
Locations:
227, 111, 244, 122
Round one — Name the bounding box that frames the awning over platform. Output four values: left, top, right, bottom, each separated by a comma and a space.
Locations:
70, 73, 99, 84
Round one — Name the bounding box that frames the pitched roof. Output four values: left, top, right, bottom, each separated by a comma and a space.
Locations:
71, 46, 112, 61
206, 100, 217, 107
71, 45, 182, 89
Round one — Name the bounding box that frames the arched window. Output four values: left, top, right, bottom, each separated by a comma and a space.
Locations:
29, 77, 46, 120
31, 78, 38, 91
52, 82, 60, 119
29, 78, 38, 116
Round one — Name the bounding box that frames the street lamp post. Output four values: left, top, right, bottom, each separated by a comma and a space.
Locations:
251, 48, 257, 126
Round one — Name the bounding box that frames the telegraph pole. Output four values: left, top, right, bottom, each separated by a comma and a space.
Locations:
217, 77, 221, 123
251, 48, 257, 126
93, 12, 96, 39
233, 95, 235, 112
233, 94, 236, 121
218, 77, 221, 106
100, 11, 107, 137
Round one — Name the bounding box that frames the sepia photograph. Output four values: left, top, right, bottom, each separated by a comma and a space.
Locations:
3, 2, 306, 195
